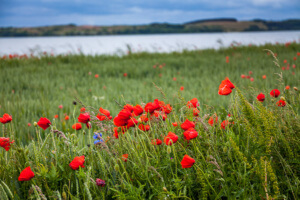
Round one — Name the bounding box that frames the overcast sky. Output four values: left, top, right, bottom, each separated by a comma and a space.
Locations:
0, 0, 299, 27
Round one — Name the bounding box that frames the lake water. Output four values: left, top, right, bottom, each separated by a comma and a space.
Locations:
0, 31, 299, 56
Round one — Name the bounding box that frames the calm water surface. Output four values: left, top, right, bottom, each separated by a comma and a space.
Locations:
0, 31, 299, 56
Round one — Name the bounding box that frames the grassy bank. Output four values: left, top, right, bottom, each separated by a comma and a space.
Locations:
0, 43, 299, 199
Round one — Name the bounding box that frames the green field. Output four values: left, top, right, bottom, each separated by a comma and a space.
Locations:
0, 44, 299, 199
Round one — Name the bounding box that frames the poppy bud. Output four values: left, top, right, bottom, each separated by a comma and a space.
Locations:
167, 146, 172, 154
280, 96, 286, 101
228, 117, 233, 122
163, 187, 168, 192
34, 122, 37, 127
294, 87, 298, 91
62, 192, 67, 200
114, 164, 119, 171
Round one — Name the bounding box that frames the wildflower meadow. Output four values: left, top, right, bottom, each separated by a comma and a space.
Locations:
0, 43, 299, 199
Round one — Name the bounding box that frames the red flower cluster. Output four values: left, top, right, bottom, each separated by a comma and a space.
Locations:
186, 98, 200, 116
181, 119, 198, 140
0, 137, 14, 151
218, 77, 235, 95
113, 100, 172, 138
221, 120, 234, 129
0, 113, 12, 124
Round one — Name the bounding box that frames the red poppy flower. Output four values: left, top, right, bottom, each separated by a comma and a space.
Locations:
28, 123, 31, 127
95, 74, 99, 78
80, 107, 86, 113
183, 129, 198, 140
18, 166, 35, 181
139, 114, 149, 123
138, 124, 150, 131
123, 73, 127, 77
72, 123, 82, 130
96, 179, 106, 187
181, 155, 195, 168
241, 74, 246, 78
58, 105, 63, 109
114, 127, 119, 138
0, 113, 12, 124
0, 137, 14, 151
78, 113, 90, 124
164, 132, 178, 145
145, 99, 161, 114
153, 111, 167, 121
187, 98, 199, 108
221, 120, 234, 129
37, 117, 51, 130
113, 116, 128, 127
54, 114, 59, 119
65, 115, 69, 120
285, 86, 290, 90
127, 118, 138, 128
193, 108, 200, 116
257, 93, 265, 102
181, 119, 195, 131
162, 104, 172, 114
122, 154, 128, 162
218, 85, 232, 95
276, 100, 286, 107
151, 139, 162, 145
133, 105, 144, 116
218, 77, 235, 95
99, 107, 111, 117
123, 104, 134, 112
69, 156, 85, 170
208, 115, 218, 126
180, 86, 184, 91
270, 89, 280, 98
262, 75, 266, 79
172, 122, 178, 127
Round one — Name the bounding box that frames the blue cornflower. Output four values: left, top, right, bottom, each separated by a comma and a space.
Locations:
93, 132, 103, 139
94, 139, 104, 144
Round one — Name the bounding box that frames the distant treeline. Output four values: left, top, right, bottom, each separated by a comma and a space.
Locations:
1, 19, 300, 37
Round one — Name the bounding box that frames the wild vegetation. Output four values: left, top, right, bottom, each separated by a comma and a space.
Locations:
0, 43, 299, 199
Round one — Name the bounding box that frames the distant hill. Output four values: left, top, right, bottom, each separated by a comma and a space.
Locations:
0, 19, 300, 37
